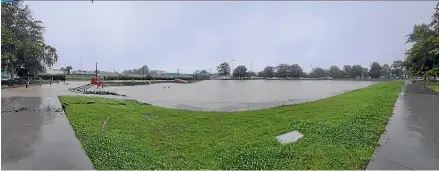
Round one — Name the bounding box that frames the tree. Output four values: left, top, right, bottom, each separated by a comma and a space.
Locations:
404, 3, 439, 79
262, 66, 275, 78
247, 71, 257, 77
65, 65, 73, 75
309, 67, 326, 78
343, 65, 354, 78
257, 71, 265, 78
217, 62, 231, 77
233, 65, 247, 78
328, 65, 344, 78
350, 65, 364, 78
60, 67, 66, 74
391, 60, 405, 78
122, 65, 149, 75
382, 64, 391, 78
276, 63, 290, 78
369, 62, 382, 78
363, 68, 369, 78
289, 64, 303, 79
199, 70, 208, 76
1, 1, 59, 78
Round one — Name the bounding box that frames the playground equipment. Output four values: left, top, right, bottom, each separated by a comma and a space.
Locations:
91, 77, 103, 88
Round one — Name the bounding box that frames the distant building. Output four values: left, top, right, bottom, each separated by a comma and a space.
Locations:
44, 68, 64, 75
72, 70, 96, 76
150, 70, 166, 76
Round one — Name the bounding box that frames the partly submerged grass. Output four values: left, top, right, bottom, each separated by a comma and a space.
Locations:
59, 81, 403, 170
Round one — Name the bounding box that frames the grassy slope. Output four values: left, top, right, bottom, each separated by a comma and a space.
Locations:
59, 81, 403, 170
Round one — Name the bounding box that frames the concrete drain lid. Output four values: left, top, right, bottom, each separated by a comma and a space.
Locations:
276, 130, 304, 144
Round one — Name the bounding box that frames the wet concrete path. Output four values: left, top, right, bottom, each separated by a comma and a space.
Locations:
367, 82, 439, 170
1, 86, 94, 169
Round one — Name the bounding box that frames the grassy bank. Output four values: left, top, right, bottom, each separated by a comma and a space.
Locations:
428, 84, 439, 92
59, 81, 403, 170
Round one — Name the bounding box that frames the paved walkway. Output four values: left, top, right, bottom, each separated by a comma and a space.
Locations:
367, 82, 439, 170
1, 85, 94, 170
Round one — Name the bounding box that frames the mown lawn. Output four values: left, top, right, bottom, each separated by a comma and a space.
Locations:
59, 81, 403, 170
427, 84, 439, 92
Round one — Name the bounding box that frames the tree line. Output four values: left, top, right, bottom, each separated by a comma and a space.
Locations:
1, 1, 59, 79
217, 3, 439, 80
216, 60, 406, 79
122, 65, 150, 75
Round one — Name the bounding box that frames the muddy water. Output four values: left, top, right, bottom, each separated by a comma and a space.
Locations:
101, 80, 377, 112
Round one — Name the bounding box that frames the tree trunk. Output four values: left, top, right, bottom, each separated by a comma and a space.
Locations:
8, 62, 15, 79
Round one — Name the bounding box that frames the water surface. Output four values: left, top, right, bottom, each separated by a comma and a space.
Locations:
102, 80, 377, 112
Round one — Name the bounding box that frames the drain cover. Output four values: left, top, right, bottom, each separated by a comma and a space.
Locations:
276, 130, 304, 144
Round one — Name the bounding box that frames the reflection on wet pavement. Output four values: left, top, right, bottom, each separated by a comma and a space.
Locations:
1, 86, 94, 170
367, 83, 439, 170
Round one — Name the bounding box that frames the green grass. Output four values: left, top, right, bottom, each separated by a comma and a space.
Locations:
59, 81, 403, 170
427, 84, 439, 92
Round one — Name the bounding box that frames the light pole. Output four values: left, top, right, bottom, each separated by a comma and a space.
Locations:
95, 62, 98, 80
231, 60, 235, 77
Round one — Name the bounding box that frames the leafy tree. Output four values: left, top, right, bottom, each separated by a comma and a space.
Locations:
404, 3, 439, 79
309, 67, 326, 78
233, 65, 247, 78
302, 72, 309, 78
289, 64, 303, 79
369, 62, 382, 78
363, 68, 369, 78
122, 65, 149, 75
343, 65, 354, 78
275, 63, 290, 78
328, 65, 344, 78
60, 67, 66, 74
391, 60, 405, 78
216, 62, 231, 77
382, 64, 391, 78
247, 71, 257, 77
1, 1, 59, 78
199, 70, 209, 76
262, 66, 275, 78
65, 65, 73, 75
351, 65, 365, 78
257, 71, 265, 78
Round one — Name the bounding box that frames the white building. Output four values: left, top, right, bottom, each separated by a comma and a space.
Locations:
44, 67, 64, 75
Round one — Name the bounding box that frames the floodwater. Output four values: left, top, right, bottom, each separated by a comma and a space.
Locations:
100, 80, 377, 112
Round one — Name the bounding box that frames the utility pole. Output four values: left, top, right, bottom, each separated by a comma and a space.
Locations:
95, 62, 98, 80
231, 60, 235, 77
177, 69, 180, 79
143, 66, 145, 82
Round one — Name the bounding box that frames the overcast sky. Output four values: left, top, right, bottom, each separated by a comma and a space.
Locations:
25, 1, 436, 73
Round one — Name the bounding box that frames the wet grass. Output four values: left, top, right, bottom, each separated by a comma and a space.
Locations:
59, 81, 403, 170
427, 84, 439, 92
